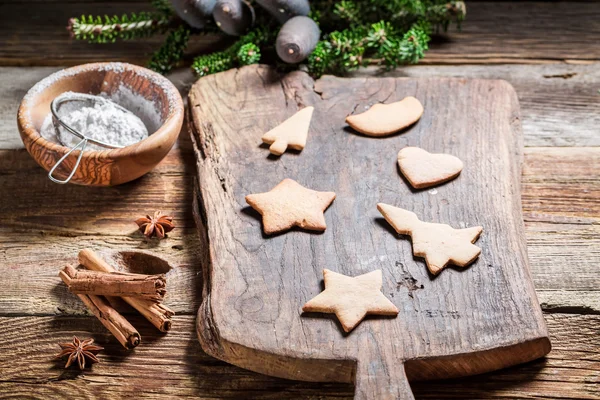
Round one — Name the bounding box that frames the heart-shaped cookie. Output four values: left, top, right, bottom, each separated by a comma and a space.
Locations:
398, 147, 463, 189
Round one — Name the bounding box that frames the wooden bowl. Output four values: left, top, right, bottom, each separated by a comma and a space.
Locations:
17, 62, 184, 186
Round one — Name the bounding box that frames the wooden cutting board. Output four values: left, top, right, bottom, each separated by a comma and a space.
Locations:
188, 65, 551, 399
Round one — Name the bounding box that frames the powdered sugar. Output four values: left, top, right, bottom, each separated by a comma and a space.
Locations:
106, 84, 162, 133
40, 92, 149, 151
23, 62, 176, 112
20, 62, 179, 134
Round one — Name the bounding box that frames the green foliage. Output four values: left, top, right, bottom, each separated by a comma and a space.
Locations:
192, 0, 462, 77
308, 27, 366, 76
68, 0, 465, 77
150, 0, 174, 16
192, 27, 274, 76
68, 12, 171, 43
237, 43, 262, 65
397, 21, 431, 64
192, 51, 235, 77
317, 0, 462, 30
148, 25, 190, 74
307, 19, 431, 76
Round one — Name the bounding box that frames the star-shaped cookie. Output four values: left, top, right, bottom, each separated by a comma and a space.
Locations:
302, 269, 398, 332
378, 203, 483, 275
245, 179, 336, 235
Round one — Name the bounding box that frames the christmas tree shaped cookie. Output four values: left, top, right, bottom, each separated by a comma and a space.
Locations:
378, 203, 483, 275
262, 106, 314, 155
302, 269, 398, 332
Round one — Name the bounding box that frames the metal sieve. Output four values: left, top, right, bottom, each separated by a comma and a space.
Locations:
48, 92, 128, 184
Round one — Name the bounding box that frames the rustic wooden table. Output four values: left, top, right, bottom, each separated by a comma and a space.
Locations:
0, 1, 598, 399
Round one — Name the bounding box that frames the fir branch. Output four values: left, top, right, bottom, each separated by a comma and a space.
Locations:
308, 19, 430, 76
148, 25, 191, 74
416, 1, 466, 32
308, 27, 367, 76
333, 1, 362, 26
237, 43, 261, 66
67, 0, 466, 77
377, 20, 431, 67
150, 0, 174, 16
314, 0, 465, 31
67, 12, 171, 43
192, 28, 274, 76
192, 51, 235, 77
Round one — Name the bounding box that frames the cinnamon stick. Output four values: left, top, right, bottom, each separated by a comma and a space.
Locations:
78, 249, 174, 332
59, 267, 141, 349
61, 265, 166, 301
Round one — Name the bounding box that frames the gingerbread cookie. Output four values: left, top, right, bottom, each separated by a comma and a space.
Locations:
345, 97, 423, 137
245, 178, 335, 235
378, 203, 483, 275
262, 106, 314, 155
398, 147, 463, 189
302, 269, 398, 332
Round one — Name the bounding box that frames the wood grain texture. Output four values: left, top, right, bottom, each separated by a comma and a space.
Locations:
1, 2, 599, 66
0, 146, 597, 315
0, 0, 227, 67
422, 1, 600, 64
352, 63, 600, 147
189, 65, 550, 398
0, 56, 598, 398
0, 143, 597, 397
0, 67, 61, 149
4, 63, 599, 151
0, 314, 596, 399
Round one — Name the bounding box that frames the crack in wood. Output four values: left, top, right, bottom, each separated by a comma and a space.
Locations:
543, 73, 578, 79
395, 262, 424, 299
541, 304, 600, 315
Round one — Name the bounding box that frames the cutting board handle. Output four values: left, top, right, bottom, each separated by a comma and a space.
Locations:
355, 357, 414, 400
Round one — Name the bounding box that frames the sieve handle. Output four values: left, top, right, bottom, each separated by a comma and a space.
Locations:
48, 137, 88, 184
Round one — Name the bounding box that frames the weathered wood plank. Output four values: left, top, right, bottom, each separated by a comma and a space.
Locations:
0, 145, 196, 228
521, 147, 600, 302
0, 146, 598, 316
352, 64, 600, 147
3, 146, 594, 235
0, 2, 597, 396
527, 223, 600, 291
0, 314, 597, 399
3, 63, 599, 150
1, 2, 599, 66
0, 1, 227, 67
0, 67, 60, 149
523, 147, 600, 220
422, 1, 600, 64
1, 229, 597, 316
0, 82, 598, 398
538, 290, 600, 316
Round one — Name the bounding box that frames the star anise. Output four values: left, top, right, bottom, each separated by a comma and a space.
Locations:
55, 336, 103, 370
135, 211, 175, 239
